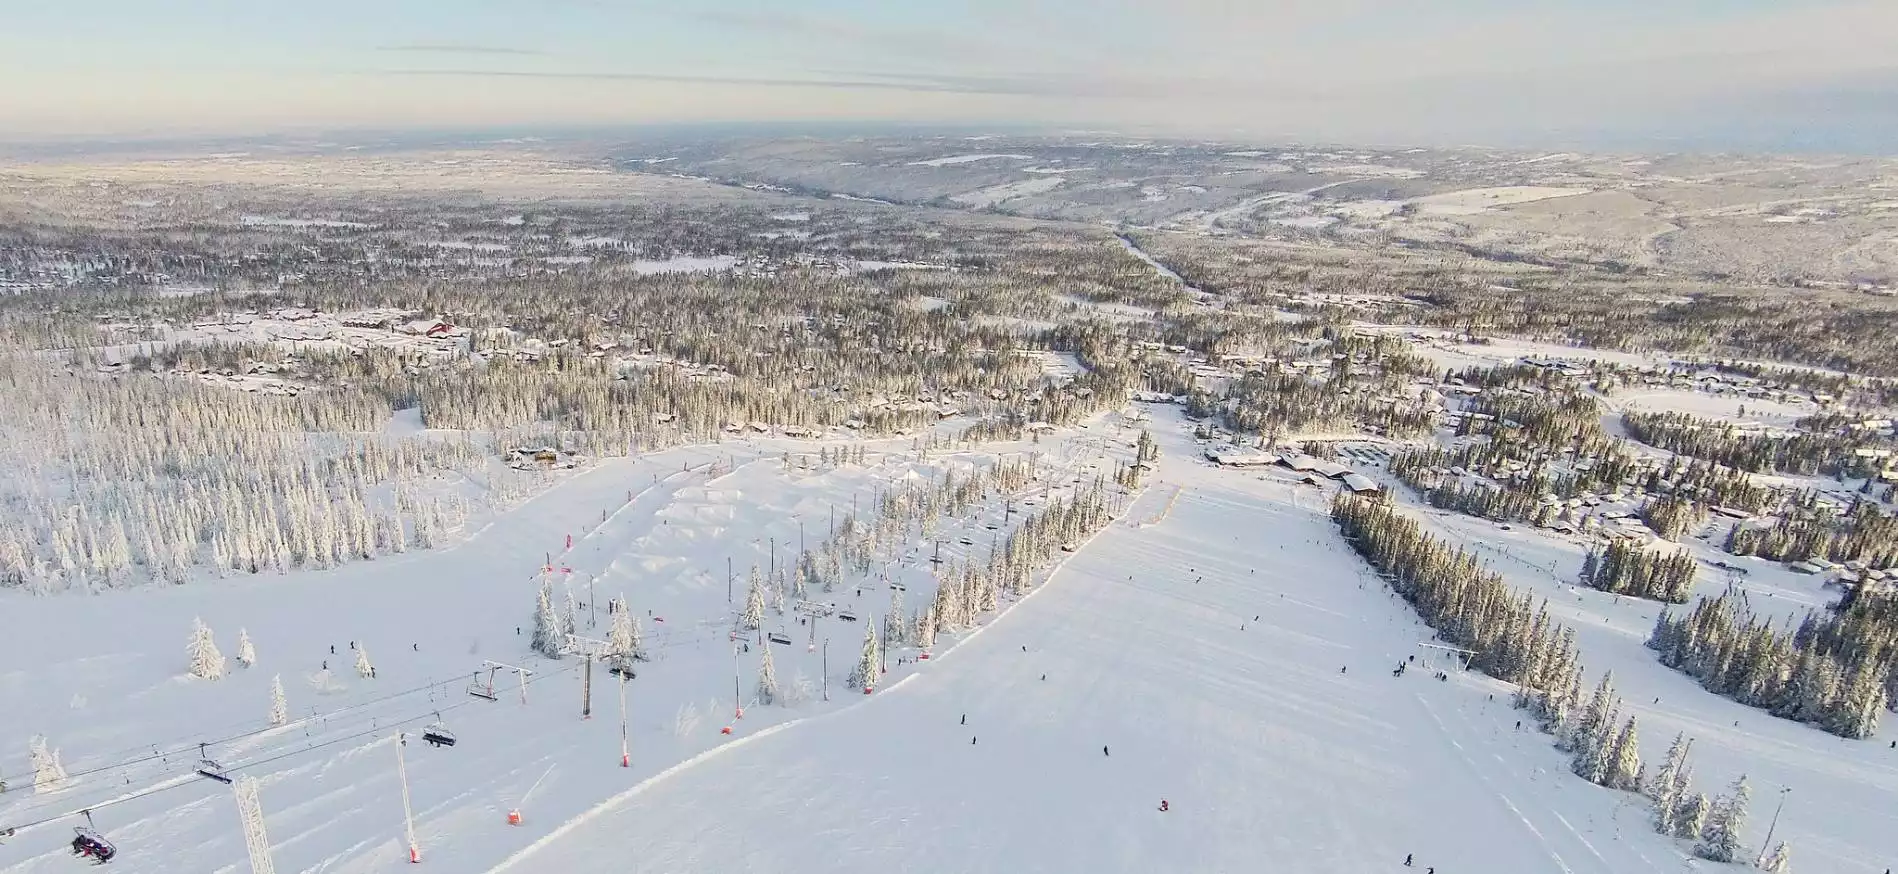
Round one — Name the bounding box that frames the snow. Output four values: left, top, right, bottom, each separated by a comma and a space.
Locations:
4, 407, 1892, 873
1611, 388, 1815, 427
237, 216, 371, 229
852, 260, 949, 273
489, 417, 1701, 874
907, 154, 1033, 168
950, 177, 1065, 208
629, 255, 737, 275
1272, 215, 1338, 229
1409, 187, 1593, 216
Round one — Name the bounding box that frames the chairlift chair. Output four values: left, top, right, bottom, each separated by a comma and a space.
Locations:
421, 716, 457, 748
467, 667, 499, 701
837, 610, 858, 622
607, 653, 637, 679
767, 631, 793, 646
195, 743, 233, 784
72, 811, 116, 864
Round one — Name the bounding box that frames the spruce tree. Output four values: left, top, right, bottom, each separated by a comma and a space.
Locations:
187, 617, 226, 680
355, 644, 374, 678
531, 575, 564, 658
847, 616, 881, 691
1608, 716, 1643, 792
884, 587, 908, 648
1678, 790, 1712, 841
741, 569, 767, 630
235, 628, 256, 668
756, 643, 779, 705
29, 735, 68, 794
608, 596, 644, 661
268, 675, 289, 726
1696, 775, 1750, 863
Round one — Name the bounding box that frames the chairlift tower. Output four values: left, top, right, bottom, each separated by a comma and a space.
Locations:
232, 776, 277, 874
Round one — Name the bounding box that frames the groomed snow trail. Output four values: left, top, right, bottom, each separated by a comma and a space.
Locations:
497, 421, 1684, 874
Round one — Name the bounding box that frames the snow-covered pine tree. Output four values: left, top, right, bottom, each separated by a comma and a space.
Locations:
1678, 790, 1712, 841
608, 596, 646, 661
1581, 704, 1620, 785
1759, 840, 1790, 873
847, 615, 881, 691
355, 644, 374, 678
741, 567, 766, 630
531, 575, 564, 658
187, 617, 226, 680
268, 675, 289, 726
884, 587, 907, 648
916, 606, 938, 650
235, 627, 256, 668
1648, 733, 1691, 804
29, 735, 68, 793
1608, 715, 1642, 791
1696, 774, 1750, 863
756, 642, 779, 705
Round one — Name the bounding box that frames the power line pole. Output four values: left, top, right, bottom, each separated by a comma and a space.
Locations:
1755, 787, 1791, 866
233, 776, 277, 874
822, 638, 830, 701
618, 674, 630, 768
394, 734, 419, 864
582, 652, 593, 720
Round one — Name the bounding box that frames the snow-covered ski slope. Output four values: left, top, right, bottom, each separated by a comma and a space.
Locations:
4, 408, 1891, 873
0, 427, 1138, 873
490, 415, 1697, 874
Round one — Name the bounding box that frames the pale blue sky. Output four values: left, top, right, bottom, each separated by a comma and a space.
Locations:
3, 0, 1895, 147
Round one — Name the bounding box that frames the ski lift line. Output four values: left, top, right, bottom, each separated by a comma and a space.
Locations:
0, 672, 470, 789
0, 661, 591, 838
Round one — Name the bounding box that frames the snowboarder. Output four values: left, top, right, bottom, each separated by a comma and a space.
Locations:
1040, 674, 1046, 681
972, 736, 977, 745
412, 643, 418, 651
1404, 854, 1413, 867
1340, 666, 1347, 674
961, 714, 967, 725
1158, 800, 1169, 812
1102, 745, 1110, 757
330, 644, 335, 654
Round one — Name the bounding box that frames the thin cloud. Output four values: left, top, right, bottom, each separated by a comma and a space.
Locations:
375, 68, 1010, 94
376, 45, 547, 56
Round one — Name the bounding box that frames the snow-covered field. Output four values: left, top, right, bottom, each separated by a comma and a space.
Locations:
3, 408, 1894, 873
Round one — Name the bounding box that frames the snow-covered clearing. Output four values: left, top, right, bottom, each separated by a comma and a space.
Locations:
908, 154, 1033, 168
950, 177, 1065, 208
1409, 187, 1593, 216
629, 255, 736, 275
1612, 388, 1816, 427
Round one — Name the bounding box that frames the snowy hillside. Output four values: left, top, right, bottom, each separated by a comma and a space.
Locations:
0, 425, 1138, 872
3, 408, 1894, 872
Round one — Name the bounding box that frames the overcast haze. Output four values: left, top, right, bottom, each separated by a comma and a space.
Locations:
5, 0, 1897, 149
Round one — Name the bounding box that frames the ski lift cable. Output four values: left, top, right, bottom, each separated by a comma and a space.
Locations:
0, 661, 587, 838
26, 672, 474, 790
